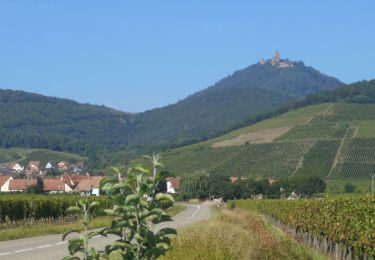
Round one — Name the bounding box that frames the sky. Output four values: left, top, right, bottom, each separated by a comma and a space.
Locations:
1, 1, 375, 112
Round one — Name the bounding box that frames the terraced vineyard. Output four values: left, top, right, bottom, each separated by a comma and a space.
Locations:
162, 103, 375, 180
295, 140, 340, 177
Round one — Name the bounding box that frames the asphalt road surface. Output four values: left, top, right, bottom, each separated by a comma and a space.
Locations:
0, 203, 210, 260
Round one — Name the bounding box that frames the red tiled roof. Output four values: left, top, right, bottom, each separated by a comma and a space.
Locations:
0, 176, 11, 187
70, 175, 90, 185
44, 179, 65, 192
75, 176, 102, 192
9, 179, 37, 191
166, 177, 181, 190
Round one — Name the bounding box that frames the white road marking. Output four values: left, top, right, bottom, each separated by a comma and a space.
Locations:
0, 252, 11, 256
15, 248, 34, 253
56, 241, 67, 245
37, 244, 52, 249
186, 205, 201, 220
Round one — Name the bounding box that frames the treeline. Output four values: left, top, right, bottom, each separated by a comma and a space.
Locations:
178, 172, 326, 201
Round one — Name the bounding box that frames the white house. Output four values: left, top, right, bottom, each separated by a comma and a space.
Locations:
0, 176, 13, 192
74, 176, 102, 196
45, 162, 54, 170
166, 177, 181, 194
12, 163, 24, 173
43, 179, 73, 194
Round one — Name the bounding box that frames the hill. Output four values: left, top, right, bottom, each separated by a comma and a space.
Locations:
0, 90, 134, 155
129, 53, 342, 149
0, 147, 87, 170
161, 99, 375, 182
0, 53, 342, 157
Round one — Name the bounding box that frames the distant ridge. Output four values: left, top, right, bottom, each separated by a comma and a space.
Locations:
0, 53, 342, 160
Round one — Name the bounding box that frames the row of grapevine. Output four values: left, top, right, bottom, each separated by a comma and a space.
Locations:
295, 140, 340, 177
310, 103, 375, 123
278, 122, 348, 141
236, 197, 375, 258
331, 138, 375, 179
211, 141, 310, 178
0, 195, 109, 224
331, 162, 375, 179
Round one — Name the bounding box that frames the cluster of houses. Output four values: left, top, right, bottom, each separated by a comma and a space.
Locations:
0, 158, 181, 196
0, 160, 103, 196
0, 160, 86, 177
0, 174, 102, 196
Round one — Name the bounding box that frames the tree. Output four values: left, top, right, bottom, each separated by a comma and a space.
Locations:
26, 177, 44, 194
63, 155, 177, 259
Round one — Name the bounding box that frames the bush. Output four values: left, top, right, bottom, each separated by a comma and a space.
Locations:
344, 183, 356, 193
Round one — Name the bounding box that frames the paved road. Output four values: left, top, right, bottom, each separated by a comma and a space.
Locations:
0, 203, 210, 260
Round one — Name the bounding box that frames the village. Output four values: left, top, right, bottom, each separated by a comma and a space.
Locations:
0, 160, 181, 196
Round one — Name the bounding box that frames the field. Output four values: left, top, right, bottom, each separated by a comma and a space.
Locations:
236, 197, 375, 258
161, 103, 375, 186
162, 208, 324, 260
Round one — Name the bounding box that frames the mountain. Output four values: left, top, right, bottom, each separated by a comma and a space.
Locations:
0, 53, 342, 158
127, 53, 342, 150
160, 80, 375, 183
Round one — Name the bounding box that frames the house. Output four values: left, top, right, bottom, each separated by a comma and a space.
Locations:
166, 177, 181, 194
72, 162, 85, 172
11, 163, 24, 173
27, 161, 40, 173
9, 179, 37, 192
268, 178, 277, 185
70, 174, 90, 186
45, 162, 54, 170
57, 161, 70, 171
43, 179, 72, 194
230, 176, 247, 184
0, 176, 13, 192
74, 176, 102, 196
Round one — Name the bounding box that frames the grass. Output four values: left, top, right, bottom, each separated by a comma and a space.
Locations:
356, 120, 375, 137
0, 205, 186, 241
162, 208, 325, 260
166, 204, 187, 217
0, 216, 112, 241
324, 179, 372, 196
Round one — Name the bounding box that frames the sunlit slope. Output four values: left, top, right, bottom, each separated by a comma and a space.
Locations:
0, 148, 87, 166
162, 103, 375, 179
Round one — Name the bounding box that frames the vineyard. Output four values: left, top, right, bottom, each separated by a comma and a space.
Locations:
236, 197, 375, 258
163, 141, 309, 178
162, 102, 375, 180
0, 195, 109, 225
295, 140, 340, 177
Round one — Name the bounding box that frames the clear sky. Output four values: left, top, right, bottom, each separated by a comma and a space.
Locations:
1, 1, 374, 112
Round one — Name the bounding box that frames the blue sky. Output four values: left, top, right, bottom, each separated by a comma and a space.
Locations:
1, 1, 374, 112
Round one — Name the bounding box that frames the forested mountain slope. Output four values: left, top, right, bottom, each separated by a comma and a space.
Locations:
128, 59, 342, 149
161, 79, 375, 181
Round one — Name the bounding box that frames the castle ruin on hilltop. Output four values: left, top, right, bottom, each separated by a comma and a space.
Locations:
259, 51, 294, 68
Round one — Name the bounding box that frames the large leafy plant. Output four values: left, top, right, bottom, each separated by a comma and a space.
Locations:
63, 155, 177, 259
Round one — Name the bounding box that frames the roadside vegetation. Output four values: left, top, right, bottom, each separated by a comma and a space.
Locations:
162, 208, 324, 260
